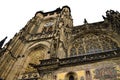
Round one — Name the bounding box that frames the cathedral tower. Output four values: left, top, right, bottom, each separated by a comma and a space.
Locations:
0, 6, 120, 80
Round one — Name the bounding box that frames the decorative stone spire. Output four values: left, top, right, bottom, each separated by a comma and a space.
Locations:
102, 15, 106, 20
84, 18, 88, 24
0, 36, 7, 48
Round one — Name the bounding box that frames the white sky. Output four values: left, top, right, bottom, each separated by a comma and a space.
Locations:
0, 0, 120, 43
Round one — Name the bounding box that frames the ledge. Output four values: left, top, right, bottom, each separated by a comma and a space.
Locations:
31, 48, 120, 72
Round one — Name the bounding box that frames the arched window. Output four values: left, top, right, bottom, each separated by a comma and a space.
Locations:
73, 34, 118, 56
69, 75, 74, 80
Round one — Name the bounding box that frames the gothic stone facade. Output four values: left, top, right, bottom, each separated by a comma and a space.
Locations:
0, 6, 120, 80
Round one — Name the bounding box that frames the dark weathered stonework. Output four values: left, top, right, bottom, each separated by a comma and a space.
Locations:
0, 6, 120, 80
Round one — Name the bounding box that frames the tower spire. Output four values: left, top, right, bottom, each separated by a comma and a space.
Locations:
0, 36, 7, 48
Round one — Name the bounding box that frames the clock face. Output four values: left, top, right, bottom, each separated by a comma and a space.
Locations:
44, 21, 54, 27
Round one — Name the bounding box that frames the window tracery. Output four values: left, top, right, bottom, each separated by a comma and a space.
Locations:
78, 44, 85, 55
69, 33, 118, 57
44, 21, 54, 27
42, 20, 54, 32
70, 47, 77, 57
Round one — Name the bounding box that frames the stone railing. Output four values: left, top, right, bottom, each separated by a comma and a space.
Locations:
32, 48, 120, 72
19, 31, 54, 42
18, 72, 40, 80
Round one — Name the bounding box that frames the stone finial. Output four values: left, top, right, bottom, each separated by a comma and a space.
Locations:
0, 36, 7, 48
102, 15, 106, 20
84, 18, 88, 24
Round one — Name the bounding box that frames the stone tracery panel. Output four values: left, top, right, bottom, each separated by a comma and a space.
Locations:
70, 47, 77, 57
42, 20, 54, 33
84, 34, 102, 54
69, 33, 119, 57
78, 44, 85, 55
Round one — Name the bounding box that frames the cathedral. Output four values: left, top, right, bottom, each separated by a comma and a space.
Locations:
0, 6, 120, 80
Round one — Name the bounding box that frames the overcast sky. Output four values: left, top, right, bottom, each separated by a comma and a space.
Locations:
0, 0, 120, 43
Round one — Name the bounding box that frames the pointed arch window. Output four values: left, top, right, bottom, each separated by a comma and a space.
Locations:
73, 34, 119, 56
